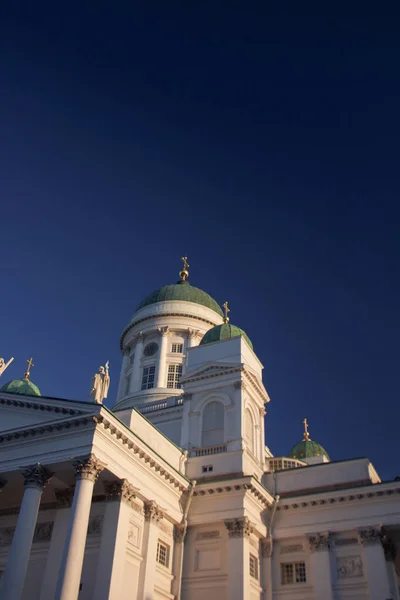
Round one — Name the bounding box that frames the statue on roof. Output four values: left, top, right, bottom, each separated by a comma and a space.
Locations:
90, 361, 110, 404
0, 357, 14, 377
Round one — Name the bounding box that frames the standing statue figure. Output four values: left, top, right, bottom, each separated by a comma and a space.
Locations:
90, 361, 110, 404
0, 357, 14, 377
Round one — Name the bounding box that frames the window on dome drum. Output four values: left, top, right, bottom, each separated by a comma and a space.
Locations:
167, 364, 183, 388
171, 343, 183, 353
202, 401, 224, 446
143, 342, 158, 357
141, 366, 156, 390
249, 554, 259, 579
156, 540, 170, 568
281, 562, 306, 585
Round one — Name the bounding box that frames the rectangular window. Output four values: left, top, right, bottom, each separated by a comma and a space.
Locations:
281, 562, 306, 584
171, 343, 183, 353
141, 366, 156, 390
167, 364, 183, 389
202, 465, 213, 473
156, 540, 170, 567
249, 554, 259, 579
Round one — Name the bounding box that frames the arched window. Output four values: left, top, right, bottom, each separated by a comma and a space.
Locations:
245, 408, 255, 455
202, 401, 224, 447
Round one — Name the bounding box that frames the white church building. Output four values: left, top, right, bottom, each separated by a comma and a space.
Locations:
0, 260, 399, 600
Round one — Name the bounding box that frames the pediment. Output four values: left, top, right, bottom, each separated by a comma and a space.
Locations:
180, 362, 244, 384
0, 393, 94, 433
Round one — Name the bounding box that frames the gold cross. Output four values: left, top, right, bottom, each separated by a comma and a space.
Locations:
222, 301, 230, 323
181, 256, 189, 271
303, 418, 310, 441
24, 357, 35, 380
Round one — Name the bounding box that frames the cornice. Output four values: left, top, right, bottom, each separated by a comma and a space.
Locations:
0, 395, 83, 416
192, 476, 273, 509
276, 483, 400, 511
0, 413, 98, 444
94, 415, 188, 493
121, 312, 218, 349
180, 364, 244, 385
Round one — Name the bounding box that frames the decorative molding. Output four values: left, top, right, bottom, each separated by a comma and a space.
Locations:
261, 538, 273, 557
337, 555, 363, 578
0, 414, 97, 445
174, 524, 185, 543
276, 485, 400, 511
358, 526, 382, 546
193, 480, 272, 509
127, 522, 141, 547
55, 487, 75, 509
308, 532, 331, 552
144, 501, 163, 523
73, 454, 105, 483
22, 463, 53, 490
104, 479, 137, 504
0, 396, 82, 416
225, 517, 253, 538
334, 537, 358, 547
121, 313, 218, 348
33, 521, 54, 543
136, 332, 145, 343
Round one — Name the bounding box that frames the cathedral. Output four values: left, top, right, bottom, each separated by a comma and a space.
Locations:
0, 259, 399, 600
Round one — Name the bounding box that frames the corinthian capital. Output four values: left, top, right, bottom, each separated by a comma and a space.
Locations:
104, 479, 137, 504
187, 328, 199, 339
158, 326, 170, 337
73, 455, 105, 483
144, 500, 163, 523
308, 532, 331, 552
22, 463, 53, 490
225, 517, 253, 538
358, 526, 382, 546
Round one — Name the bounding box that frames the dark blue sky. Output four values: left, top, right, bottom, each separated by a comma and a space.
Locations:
1, 4, 399, 479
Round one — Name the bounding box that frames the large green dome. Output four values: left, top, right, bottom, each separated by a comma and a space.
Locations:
134, 281, 223, 318
199, 323, 253, 349
0, 378, 41, 397
288, 440, 329, 461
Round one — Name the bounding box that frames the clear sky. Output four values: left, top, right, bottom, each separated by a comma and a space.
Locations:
1, 4, 399, 479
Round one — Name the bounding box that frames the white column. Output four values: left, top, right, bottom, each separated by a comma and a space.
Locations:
358, 527, 392, 600
261, 538, 273, 600
93, 480, 137, 600
225, 517, 252, 600
308, 533, 334, 600
1, 464, 52, 600
138, 501, 163, 599
156, 326, 170, 388
171, 525, 185, 598
116, 350, 130, 401
55, 455, 104, 600
40, 488, 75, 600
186, 329, 199, 349
130, 332, 144, 392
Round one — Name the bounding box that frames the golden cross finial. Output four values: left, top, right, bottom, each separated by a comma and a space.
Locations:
179, 256, 190, 281
222, 301, 230, 323
303, 417, 310, 441
24, 357, 34, 380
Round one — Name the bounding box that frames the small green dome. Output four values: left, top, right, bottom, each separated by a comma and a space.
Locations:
288, 440, 329, 460
0, 378, 41, 397
134, 281, 223, 318
199, 323, 253, 349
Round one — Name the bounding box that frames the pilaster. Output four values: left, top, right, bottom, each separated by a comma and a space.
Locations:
261, 538, 273, 600
308, 532, 334, 600
130, 332, 144, 393
138, 501, 164, 599
117, 349, 130, 401
358, 526, 391, 600
225, 517, 253, 600
93, 479, 138, 600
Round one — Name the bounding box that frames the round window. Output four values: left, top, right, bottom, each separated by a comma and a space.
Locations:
143, 342, 159, 357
